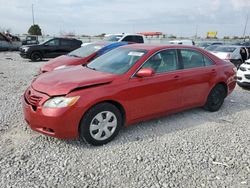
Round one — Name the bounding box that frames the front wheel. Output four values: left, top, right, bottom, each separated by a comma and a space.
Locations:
30, 52, 42, 62
79, 103, 122, 146
204, 84, 226, 112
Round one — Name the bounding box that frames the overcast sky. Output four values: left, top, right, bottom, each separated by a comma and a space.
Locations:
0, 0, 250, 37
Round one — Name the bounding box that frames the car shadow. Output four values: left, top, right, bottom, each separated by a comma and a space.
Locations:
56, 87, 250, 148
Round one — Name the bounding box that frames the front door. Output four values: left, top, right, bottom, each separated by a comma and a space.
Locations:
125, 49, 183, 121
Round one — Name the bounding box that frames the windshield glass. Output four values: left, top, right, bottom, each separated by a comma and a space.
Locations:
68, 43, 105, 58
87, 48, 147, 74
104, 35, 122, 42
214, 46, 236, 53
205, 45, 219, 51
197, 42, 211, 48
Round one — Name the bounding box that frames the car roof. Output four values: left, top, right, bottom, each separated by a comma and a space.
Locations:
216, 45, 242, 48
120, 44, 201, 51
92, 41, 130, 46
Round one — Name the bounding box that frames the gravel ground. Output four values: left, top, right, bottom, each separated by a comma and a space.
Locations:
0, 52, 249, 188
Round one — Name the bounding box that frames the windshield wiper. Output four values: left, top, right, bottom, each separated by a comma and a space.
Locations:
85, 64, 96, 70
68, 54, 81, 58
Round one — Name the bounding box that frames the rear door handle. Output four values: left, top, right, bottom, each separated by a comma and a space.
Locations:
211, 69, 217, 75
174, 75, 180, 79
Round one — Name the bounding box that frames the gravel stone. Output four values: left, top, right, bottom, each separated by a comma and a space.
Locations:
0, 52, 249, 188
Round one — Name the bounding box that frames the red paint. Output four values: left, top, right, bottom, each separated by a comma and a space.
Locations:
23, 44, 236, 139
40, 53, 97, 73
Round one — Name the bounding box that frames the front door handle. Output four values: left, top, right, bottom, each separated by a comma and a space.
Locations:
174, 75, 180, 79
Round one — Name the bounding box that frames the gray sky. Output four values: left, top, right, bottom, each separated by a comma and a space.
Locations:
0, 0, 250, 37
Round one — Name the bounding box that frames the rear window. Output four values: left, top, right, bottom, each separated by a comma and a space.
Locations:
104, 35, 123, 42
61, 39, 74, 46
214, 47, 236, 53
68, 43, 106, 58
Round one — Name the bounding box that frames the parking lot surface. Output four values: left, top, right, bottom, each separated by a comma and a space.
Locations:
0, 52, 249, 187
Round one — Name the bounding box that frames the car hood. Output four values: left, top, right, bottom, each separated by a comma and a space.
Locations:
32, 65, 118, 96
41, 55, 85, 72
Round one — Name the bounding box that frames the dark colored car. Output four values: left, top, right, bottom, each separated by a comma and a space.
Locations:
19, 38, 82, 61
22, 44, 236, 145
22, 35, 39, 45
40, 41, 131, 73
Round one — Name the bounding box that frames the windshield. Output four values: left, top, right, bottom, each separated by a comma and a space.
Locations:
104, 35, 123, 42
87, 48, 147, 74
214, 46, 236, 53
68, 43, 105, 58
197, 42, 211, 48
205, 45, 219, 51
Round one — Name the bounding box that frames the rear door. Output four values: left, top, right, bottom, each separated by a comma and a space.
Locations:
177, 49, 216, 107
60, 39, 74, 55
126, 49, 183, 120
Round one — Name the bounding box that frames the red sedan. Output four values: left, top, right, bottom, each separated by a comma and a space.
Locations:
23, 44, 236, 145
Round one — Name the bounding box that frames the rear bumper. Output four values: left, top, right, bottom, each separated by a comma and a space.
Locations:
22, 95, 81, 139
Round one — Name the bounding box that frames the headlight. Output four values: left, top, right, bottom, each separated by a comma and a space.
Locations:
43, 96, 80, 108
54, 65, 68, 70
22, 47, 29, 52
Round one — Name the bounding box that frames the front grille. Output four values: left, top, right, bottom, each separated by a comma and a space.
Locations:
245, 74, 250, 79
237, 76, 242, 80
239, 67, 247, 71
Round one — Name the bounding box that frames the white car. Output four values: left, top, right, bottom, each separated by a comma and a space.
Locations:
211, 45, 246, 68
169, 39, 195, 46
237, 59, 250, 88
104, 33, 145, 43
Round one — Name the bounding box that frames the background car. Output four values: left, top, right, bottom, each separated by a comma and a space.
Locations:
19, 37, 82, 61
237, 59, 250, 89
104, 33, 145, 43
23, 44, 236, 146
21, 35, 39, 45
211, 45, 247, 68
40, 41, 131, 73
169, 39, 195, 46
205, 44, 222, 52
196, 42, 224, 49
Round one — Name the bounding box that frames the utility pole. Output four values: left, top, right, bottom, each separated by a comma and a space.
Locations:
243, 13, 249, 42
32, 4, 35, 25
195, 24, 198, 39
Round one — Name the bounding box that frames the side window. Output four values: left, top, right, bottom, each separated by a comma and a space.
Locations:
141, 49, 178, 73
180, 49, 213, 69
203, 56, 213, 66
122, 36, 133, 42
61, 39, 72, 46
133, 36, 143, 43
46, 39, 59, 46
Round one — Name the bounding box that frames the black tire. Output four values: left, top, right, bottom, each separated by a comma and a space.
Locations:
79, 103, 122, 146
30, 51, 42, 62
204, 84, 226, 112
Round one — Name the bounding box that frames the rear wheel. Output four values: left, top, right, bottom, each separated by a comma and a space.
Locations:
79, 103, 122, 146
30, 52, 42, 62
204, 84, 226, 112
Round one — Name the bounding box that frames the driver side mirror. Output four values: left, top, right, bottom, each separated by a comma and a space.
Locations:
136, 68, 155, 78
